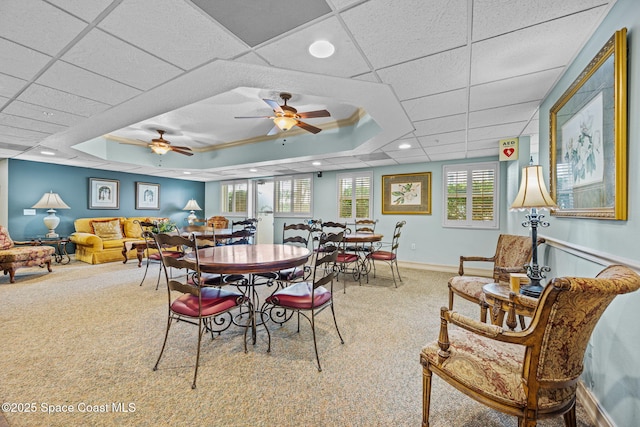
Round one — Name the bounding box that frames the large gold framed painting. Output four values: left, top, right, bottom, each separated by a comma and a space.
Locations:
382, 172, 431, 215
549, 28, 627, 220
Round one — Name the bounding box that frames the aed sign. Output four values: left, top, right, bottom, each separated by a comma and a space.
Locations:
499, 137, 519, 161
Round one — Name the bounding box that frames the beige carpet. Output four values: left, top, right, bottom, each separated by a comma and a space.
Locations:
0, 258, 594, 427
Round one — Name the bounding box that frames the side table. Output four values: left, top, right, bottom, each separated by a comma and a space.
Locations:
29, 236, 71, 264
482, 282, 538, 330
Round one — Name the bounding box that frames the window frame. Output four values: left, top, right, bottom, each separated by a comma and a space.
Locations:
220, 179, 249, 217
442, 161, 499, 229
336, 171, 374, 221
273, 173, 313, 218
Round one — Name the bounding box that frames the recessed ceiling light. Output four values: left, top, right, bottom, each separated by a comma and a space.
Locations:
183, 171, 192, 175
312, 161, 322, 166
399, 143, 412, 149
308, 40, 335, 58
40, 150, 55, 156
249, 168, 257, 172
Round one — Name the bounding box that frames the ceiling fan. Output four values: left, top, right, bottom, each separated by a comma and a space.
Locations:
235, 92, 330, 135
145, 130, 193, 156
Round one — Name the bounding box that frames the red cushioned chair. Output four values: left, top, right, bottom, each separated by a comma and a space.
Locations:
0, 225, 55, 283
264, 231, 344, 371
152, 233, 250, 389
366, 220, 405, 287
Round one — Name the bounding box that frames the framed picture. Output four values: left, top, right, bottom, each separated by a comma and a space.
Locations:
549, 28, 627, 220
89, 178, 119, 209
382, 172, 431, 215
136, 182, 160, 210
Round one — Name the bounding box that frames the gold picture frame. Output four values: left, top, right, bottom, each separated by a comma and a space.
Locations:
382, 172, 431, 215
549, 28, 627, 220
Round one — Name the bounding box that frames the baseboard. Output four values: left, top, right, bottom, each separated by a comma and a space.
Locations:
577, 381, 615, 427
397, 260, 492, 278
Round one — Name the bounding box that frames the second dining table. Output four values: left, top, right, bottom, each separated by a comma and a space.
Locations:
189, 243, 312, 346
343, 232, 383, 282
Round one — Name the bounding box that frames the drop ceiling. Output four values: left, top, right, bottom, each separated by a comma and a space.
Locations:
0, 0, 615, 182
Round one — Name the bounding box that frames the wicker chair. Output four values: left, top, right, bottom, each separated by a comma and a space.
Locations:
421, 265, 640, 427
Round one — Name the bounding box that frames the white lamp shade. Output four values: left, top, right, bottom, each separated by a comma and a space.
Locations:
31, 191, 70, 209
510, 165, 557, 210
183, 199, 202, 211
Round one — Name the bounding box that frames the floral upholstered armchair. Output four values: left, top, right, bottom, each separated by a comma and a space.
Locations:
422, 265, 640, 427
0, 225, 56, 283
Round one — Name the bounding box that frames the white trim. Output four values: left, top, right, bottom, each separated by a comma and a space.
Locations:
577, 381, 614, 427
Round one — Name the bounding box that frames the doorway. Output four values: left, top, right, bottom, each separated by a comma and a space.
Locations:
254, 180, 274, 244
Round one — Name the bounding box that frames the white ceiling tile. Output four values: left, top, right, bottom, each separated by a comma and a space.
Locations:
0, 113, 67, 134
471, 7, 607, 85
3, 100, 85, 127
413, 114, 467, 137
341, 0, 467, 69
418, 130, 466, 147
395, 155, 429, 164
62, 29, 183, 90
426, 152, 464, 161
467, 122, 528, 141
378, 48, 468, 100
0, 73, 26, 98
17, 84, 110, 117
386, 148, 425, 159
99, 0, 248, 70
48, 0, 115, 22
466, 148, 499, 158
36, 61, 142, 105
0, 39, 51, 80
402, 89, 467, 121
365, 159, 397, 167
0, 124, 48, 141
381, 136, 420, 152
468, 101, 539, 129
469, 68, 562, 111
235, 52, 270, 67
472, 0, 608, 41
425, 142, 466, 155
0, 0, 87, 56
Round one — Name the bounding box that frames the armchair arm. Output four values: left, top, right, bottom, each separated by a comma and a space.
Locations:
70, 232, 104, 250
458, 255, 495, 276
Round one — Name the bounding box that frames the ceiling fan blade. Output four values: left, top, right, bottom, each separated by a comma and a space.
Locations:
296, 121, 322, 134
234, 116, 273, 119
170, 147, 194, 156
297, 109, 331, 119
267, 124, 280, 136
263, 99, 284, 114
171, 145, 192, 151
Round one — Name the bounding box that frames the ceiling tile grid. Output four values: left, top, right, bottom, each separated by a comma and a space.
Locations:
0, 0, 615, 180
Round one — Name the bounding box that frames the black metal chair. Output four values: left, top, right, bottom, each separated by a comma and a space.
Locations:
366, 220, 405, 287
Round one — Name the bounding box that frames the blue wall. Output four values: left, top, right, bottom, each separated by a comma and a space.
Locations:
7, 159, 205, 241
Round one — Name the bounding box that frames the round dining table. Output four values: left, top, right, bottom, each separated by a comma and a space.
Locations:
188, 244, 312, 347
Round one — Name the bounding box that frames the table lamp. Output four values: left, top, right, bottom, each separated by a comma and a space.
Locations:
31, 191, 71, 238
510, 165, 557, 298
183, 199, 202, 225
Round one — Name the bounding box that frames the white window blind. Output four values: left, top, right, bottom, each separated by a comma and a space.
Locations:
220, 180, 248, 215
337, 171, 373, 220
443, 162, 499, 229
274, 174, 312, 216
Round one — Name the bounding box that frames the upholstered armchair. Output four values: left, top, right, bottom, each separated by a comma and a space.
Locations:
207, 216, 229, 229
448, 234, 542, 323
0, 225, 56, 283
421, 265, 640, 427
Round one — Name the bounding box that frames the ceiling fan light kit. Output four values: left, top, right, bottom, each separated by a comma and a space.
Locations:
147, 130, 193, 156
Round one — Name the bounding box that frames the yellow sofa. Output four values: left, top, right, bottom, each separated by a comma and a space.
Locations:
70, 217, 166, 264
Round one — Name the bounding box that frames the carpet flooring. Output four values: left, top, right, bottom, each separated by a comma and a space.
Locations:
0, 258, 595, 426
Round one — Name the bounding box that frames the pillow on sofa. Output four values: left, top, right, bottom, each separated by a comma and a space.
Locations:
91, 219, 123, 241
0, 226, 14, 249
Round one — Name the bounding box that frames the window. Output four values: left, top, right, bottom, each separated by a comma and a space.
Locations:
337, 171, 373, 220
443, 162, 499, 229
220, 180, 248, 215
274, 174, 312, 217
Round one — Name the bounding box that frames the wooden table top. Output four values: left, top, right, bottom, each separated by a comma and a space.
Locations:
343, 233, 383, 243
181, 227, 234, 240
190, 244, 311, 275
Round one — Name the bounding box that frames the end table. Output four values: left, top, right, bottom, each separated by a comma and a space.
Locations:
29, 236, 71, 264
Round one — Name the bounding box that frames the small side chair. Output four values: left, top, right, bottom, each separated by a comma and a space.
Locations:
366, 220, 406, 287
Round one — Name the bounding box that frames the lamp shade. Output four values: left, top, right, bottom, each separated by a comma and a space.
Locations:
31, 191, 70, 209
510, 165, 557, 210
183, 199, 202, 211
273, 116, 297, 131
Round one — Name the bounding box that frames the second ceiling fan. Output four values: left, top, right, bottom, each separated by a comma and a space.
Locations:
235, 92, 331, 135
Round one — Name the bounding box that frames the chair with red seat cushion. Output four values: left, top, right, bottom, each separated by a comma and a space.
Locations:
136, 223, 183, 290
152, 233, 250, 389
366, 220, 405, 287
264, 231, 344, 371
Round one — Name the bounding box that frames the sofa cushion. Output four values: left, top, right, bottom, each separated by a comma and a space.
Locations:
91, 218, 123, 241
0, 226, 14, 250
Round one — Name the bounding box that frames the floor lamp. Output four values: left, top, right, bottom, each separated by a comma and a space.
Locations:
510, 165, 557, 298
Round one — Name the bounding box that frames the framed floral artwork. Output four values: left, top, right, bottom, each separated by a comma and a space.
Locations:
136, 182, 160, 210
382, 172, 431, 215
89, 178, 119, 209
549, 28, 627, 220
